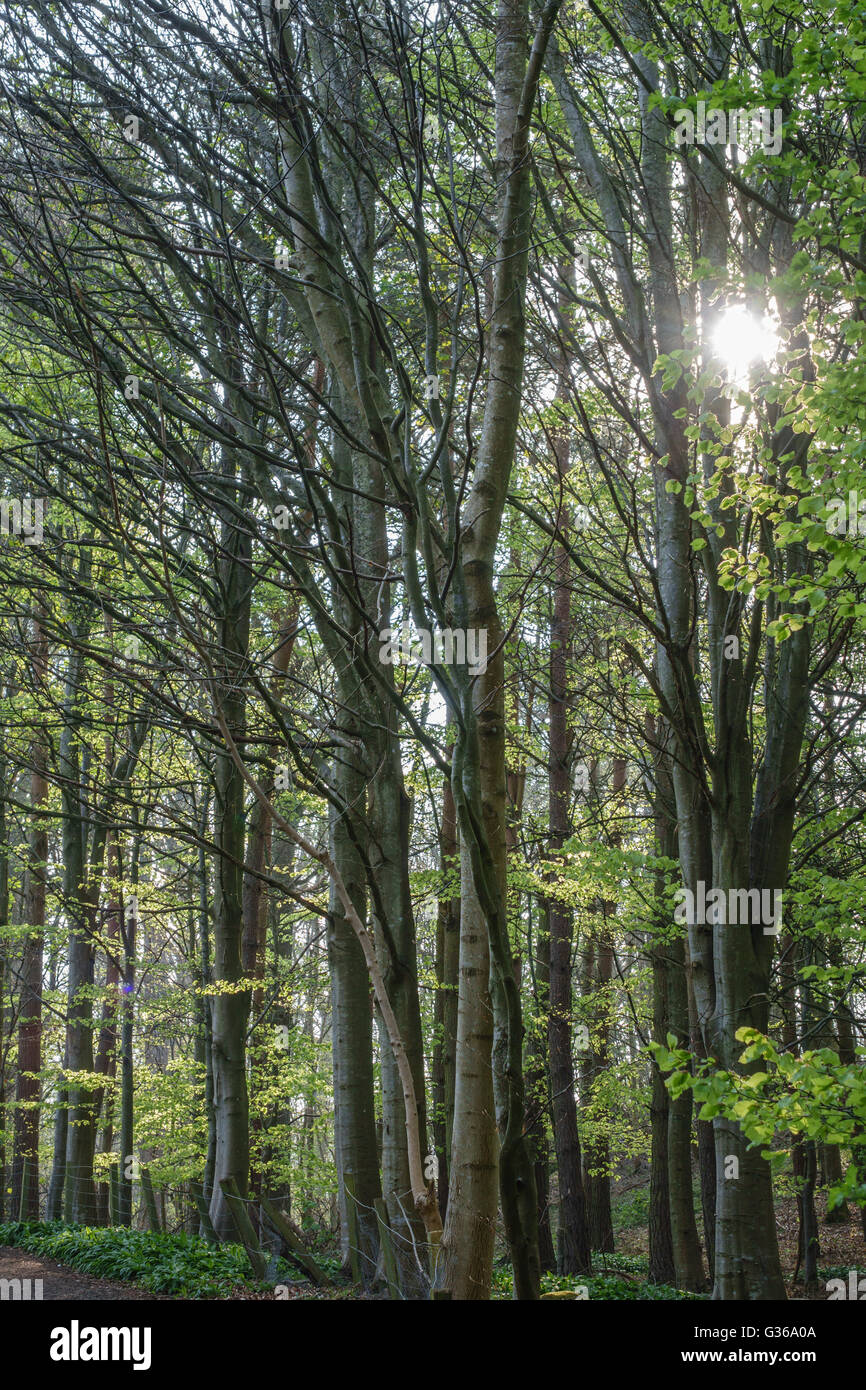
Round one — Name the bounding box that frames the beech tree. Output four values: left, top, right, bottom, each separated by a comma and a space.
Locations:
0, 0, 863, 1307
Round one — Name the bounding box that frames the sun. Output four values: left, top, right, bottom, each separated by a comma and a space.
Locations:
710, 304, 779, 380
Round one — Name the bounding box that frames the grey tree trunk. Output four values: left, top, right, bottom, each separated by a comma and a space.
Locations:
440, 0, 562, 1301
327, 760, 382, 1287
550, 13, 792, 1298
118, 897, 136, 1229
546, 374, 590, 1275
667, 937, 705, 1290
432, 766, 459, 1220
61, 630, 99, 1226
526, 901, 556, 1272
0, 721, 8, 1221
208, 449, 253, 1242
46, 1045, 69, 1223
195, 815, 216, 1215
648, 716, 675, 1284
582, 939, 615, 1255
13, 690, 48, 1220
649, 941, 675, 1285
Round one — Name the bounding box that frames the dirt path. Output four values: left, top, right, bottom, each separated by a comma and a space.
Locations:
0, 1245, 171, 1300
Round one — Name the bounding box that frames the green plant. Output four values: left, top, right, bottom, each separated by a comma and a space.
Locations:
0, 1221, 296, 1299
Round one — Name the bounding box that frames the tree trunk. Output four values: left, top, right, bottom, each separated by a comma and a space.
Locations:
582, 937, 615, 1255
196, 825, 216, 1210
13, 691, 48, 1221
432, 766, 459, 1220
437, 0, 561, 1301
208, 454, 253, 1242
821, 1144, 849, 1223
328, 769, 382, 1287
92, 923, 120, 1226
46, 1046, 69, 1222
649, 941, 675, 1284
61, 629, 99, 1226
117, 833, 139, 1229
545, 362, 591, 1276
0, 720, 8, 1221
367, 721, 428, 1294
528, 900, 556, 1272
437, 700, 500, 1296
667, 936, 705, 1290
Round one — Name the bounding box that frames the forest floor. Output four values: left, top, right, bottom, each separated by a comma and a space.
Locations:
1, 1188, 862, 1300
613, 1192, 865, 1300
0, 1244, 172, 1299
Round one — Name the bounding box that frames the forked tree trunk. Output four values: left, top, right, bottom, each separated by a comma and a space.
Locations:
437, 0, 562, 1301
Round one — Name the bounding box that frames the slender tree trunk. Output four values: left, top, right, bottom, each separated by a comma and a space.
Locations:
667, 936, 705, 1290
432, 766, 459, 1220
583, 939, 615, 1254
367, 720, 428, 1294
46, 1044, 69, 1222
117, 834, 139, 1229
527, 899, 556, 1272
92, 917, 120, 1225
821, 1144, 848, 1223
208, 451, 253, 1242
195, 821, 216, 1210
649, 939, 675, 1284
438, 0, 560, 1301
546, 466, 591, 1274
61, 625, 99, 1226
686, 968, 716, 1282
13, 668, 48, 1220
327, 766, 382, 1287
795, 950, 820, 1283
0, 721, 8, 1221
243, 790, 271, 1229
833, 987, 865, 1240
92, 832, 121, 1226
436, 701, 500, 1297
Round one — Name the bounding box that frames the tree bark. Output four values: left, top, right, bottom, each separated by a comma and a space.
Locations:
649, 940, 675, 1284
545, 345, 591, 1276
438, 0, 563, 1302
328, 766, 382, 1287
432, 765, 459, 1220
13, 642, 48, 1220
208, 439, 253, 1242
667, 936, 705, 1290
61, 628, 99, 1226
